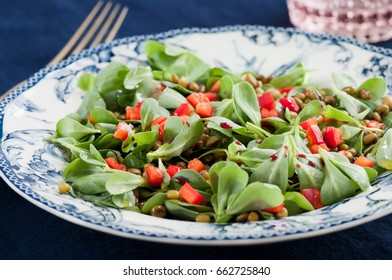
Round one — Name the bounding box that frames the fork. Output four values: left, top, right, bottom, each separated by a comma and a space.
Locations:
1, 1, 128, 98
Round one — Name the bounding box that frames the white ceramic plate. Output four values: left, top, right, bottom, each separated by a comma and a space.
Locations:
1, 25, 392, 245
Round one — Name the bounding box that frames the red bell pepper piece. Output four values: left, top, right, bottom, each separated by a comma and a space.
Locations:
166, 165, 183, 178
301, 188, 323, 209
151, 116, 167, 139
173, 103, 190, 116
279, 87, 294, 95
365, 120, 385, 129
186, 92, 210, 108
279, 97, 300, 113
195, 102, 213, 118
145, 166, 165, 187
179, 182, 205, 205
258, 92, 276, 110
264, 202, 285, 213
323, 126, 343, 148
299, 118, 318, 130
113, 121, 130, 141
203, 92, 217, 102
260, 108, 278, 118
354, 156, 375, 168
105, 157, 127, 171
125, 107, 141, 120
209, 80, 221, 93
310, 143, 330, 154
187, 158, 206, 173
306, 124, 325, 145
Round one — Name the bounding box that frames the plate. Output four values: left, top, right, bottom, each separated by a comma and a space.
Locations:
1, 25, 392, 245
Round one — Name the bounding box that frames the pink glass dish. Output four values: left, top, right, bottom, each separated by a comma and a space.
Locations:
287, 0, 392, 43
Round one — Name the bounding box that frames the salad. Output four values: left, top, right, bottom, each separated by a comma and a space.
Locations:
47, 40, 392, 223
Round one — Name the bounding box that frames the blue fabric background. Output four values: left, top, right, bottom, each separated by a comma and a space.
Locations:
0, 0, 391, 259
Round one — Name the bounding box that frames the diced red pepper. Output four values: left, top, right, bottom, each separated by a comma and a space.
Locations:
179, 115, 190, 123
135, 101, 144, 111
125, 106, 141, 120
306, 124, 325, 145
310, 143, 330, 154
145, 166, 165, 187
258, 92, 276, 110
210, 80, 221, 93
354, 156, 375, 168
173, 103, 191, 116
323, 126, 343, 148
179, 182, 205, 205
263, 202, 285, 213
113, 121, 130, 141
299, 118, 318, 130
204, 92, 217, 102
195, 102, 213, 118
261, 108, 278, 118
301, 188, 323, 209
105, 157, 127, 171
166, 165, 183, 178
186, 92, 210, 108
279, 97, 300, 113
279, 87, 294, 95
151, 116, 167, 139
87, 114, 94, 124
187, 158, 206, 173
365, 120, 385, 129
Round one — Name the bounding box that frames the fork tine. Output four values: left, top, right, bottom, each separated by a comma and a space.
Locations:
71, 2, 113, 55
46, 1, 103, 66
90, 3, 121, 47
104, 6, 129, 43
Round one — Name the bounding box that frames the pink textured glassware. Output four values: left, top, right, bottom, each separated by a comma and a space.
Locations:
287, 0, 392, 43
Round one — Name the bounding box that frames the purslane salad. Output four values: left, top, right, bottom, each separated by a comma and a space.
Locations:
47, 40, 392, 223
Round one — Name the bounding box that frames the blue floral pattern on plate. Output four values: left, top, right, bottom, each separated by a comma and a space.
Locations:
1, 25, 392, 245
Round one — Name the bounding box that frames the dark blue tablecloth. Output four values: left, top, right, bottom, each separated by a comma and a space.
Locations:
1, 0, 392, 260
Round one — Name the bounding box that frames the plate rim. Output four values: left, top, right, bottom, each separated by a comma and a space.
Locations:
1, 24, 392, 245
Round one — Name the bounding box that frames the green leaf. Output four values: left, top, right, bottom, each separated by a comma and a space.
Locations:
216, 165, 249, 217
226, 182, 284, 215
323, 105, 362, 126
56, 117, 100, 141
78, 73, 96, 91
330, 157, 370, 191
208, 161, 238, 195
171, 169, 211, 191
332, 72, 357, 90
297, 100, 322, 122
219, 75, 234, 99
72, 173, 110, 194
358, 77, 387, 103
124, 67, 161, 98
112, 191, 136, 208
270, 63, 309, 88
332, 86, 369, 117
144, 40, 210, 82
210, 99, 234, 119
147, 114, 204, 160
105, 171, 144, 195
157, 87, 187, 109
164, 200, 202, 221
163, 116, 183, 142
319, 149, 357, 205
90, 106, 120, 124
295, 159, 324, 190
250, 138, 290, 192
96, 61, 129, 94
284, 191, 314, 211
141, 192, 167, 214
233, 82, 261, 126
340, 124, 362, 140
376, 129, 392, 170
140, 98, 165, 131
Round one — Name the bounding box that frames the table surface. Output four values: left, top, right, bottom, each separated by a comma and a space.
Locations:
1, 0, 392, 260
